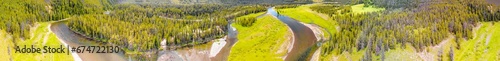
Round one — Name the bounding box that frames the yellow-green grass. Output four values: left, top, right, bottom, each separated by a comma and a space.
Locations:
0, 28, 13, 61
351, 4, 385, 14
229, 14, 291, 60
1, 22, 73, 61
455, 21, 500, 61
277, 4, 336, 39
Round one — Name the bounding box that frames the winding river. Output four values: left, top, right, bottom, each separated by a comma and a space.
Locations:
267, 7, 319, 61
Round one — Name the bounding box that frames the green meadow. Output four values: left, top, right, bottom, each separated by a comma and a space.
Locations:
456, 22, 500, 61
350, 4, 385, 14
229, 14, 291, 60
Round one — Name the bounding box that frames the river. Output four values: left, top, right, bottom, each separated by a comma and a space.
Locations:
267, 7, 319, 61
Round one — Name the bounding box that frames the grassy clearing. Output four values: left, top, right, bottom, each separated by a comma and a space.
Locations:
1, 22, 74, 61
277, 4, 337, 39
228, 14, 291, 61
0, 28, 13, 61
350, 4, 385, 14
455, 21, 500, 61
